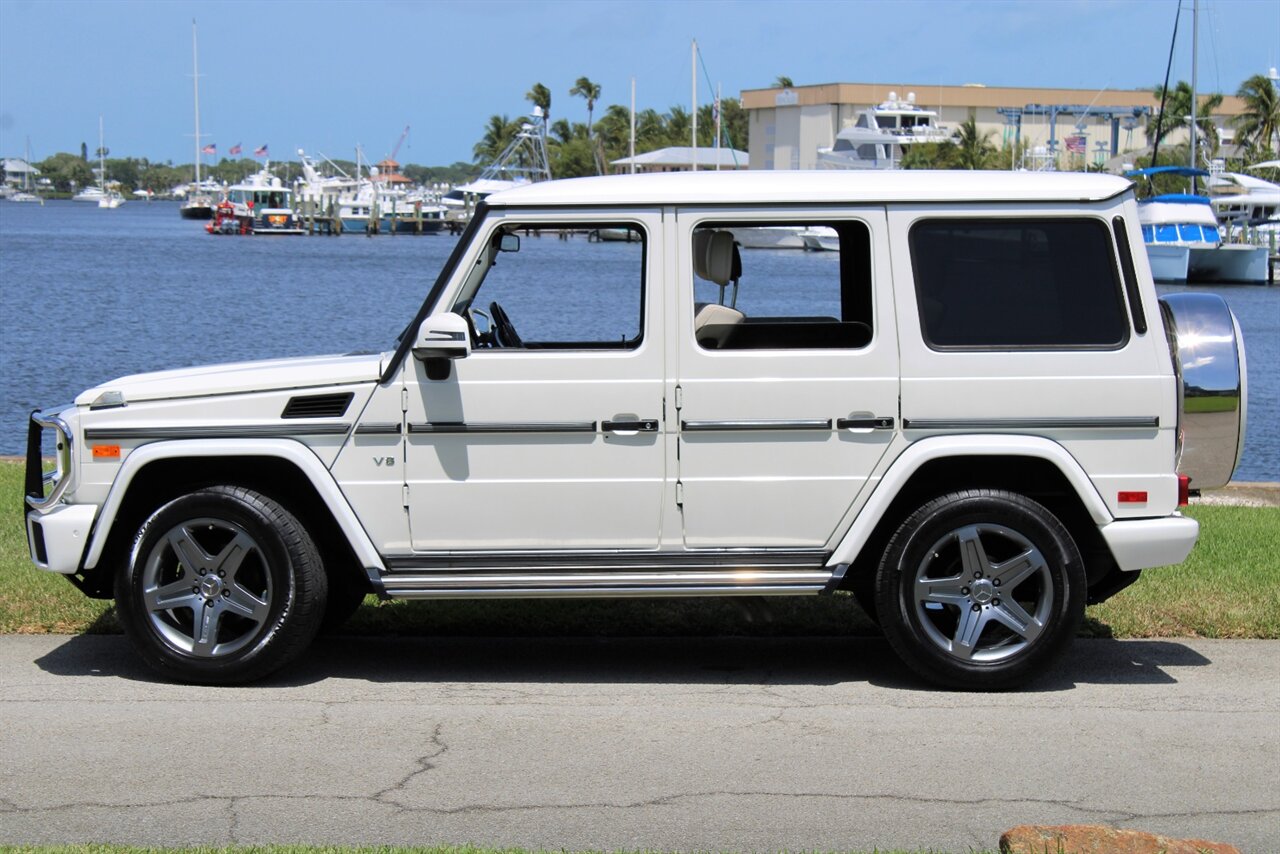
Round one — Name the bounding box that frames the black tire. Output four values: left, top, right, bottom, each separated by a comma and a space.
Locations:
115, 486, 328, 684
874, 489, 1085, 690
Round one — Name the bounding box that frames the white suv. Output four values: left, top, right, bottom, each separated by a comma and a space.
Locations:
24, 171, 1246, 688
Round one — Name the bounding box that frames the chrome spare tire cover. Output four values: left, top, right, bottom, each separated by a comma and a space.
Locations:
1159, 292, 1248, 490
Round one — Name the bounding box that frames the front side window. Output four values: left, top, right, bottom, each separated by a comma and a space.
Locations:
689, 221, 874, 351
453, 223, 645, 350
909, 218, 1129, 350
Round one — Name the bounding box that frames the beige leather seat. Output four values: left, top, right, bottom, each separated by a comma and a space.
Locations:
692, 230, 744, 347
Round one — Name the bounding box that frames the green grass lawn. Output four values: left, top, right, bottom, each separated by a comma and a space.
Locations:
3, 460, 1277, 638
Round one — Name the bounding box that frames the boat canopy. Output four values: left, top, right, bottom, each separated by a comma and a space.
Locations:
1125, 165, 1211, 179
1148, 193, 1213, 205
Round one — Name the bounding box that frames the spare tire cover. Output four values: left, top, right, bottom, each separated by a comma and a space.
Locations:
1160, 292, 1248, 490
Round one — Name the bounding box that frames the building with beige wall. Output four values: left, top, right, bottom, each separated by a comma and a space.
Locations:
740, 82, 1246, 171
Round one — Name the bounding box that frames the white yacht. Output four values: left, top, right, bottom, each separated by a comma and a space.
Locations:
817, 92, 954, 170
1208, 162, 1280, 242
71, 186, 106, 203
207, 165, 303, 235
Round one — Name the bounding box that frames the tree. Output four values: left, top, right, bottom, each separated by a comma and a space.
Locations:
473, 114, 520, 163
569, 77, 601, 136
954, 116, 997, 169
35, 152, 93, 192
773, 76, 794, 88
696, 97, 749, 153
1231, 73, 1280, 159
525, 82, 551, 122
1147, 81, 1224, 157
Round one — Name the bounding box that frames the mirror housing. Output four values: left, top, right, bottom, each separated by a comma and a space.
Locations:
412, 313, 471, 361
498, 233, 520, 252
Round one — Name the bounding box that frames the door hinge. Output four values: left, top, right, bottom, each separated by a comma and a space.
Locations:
675, 480, 684, 507
402, 484, 410, 507
401, 387, 409, 412
674, 385, 683, 410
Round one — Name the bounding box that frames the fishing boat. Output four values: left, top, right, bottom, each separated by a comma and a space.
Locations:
206, 165, 303, 235
816, 92, 954, 170
442, 108, 551, 215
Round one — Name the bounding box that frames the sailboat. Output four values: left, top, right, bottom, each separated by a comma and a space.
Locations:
96, 117, 125, 209
179, 20, 215, 220
8, 138, 43, 203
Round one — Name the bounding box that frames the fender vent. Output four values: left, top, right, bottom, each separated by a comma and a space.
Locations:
282, 393, 354, 419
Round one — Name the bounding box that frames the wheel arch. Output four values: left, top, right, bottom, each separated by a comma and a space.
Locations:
80, 439, 383, 598
833, 435, 1123, 600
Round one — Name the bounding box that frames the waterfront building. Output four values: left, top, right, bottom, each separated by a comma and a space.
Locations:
740, 82, 1248, 171
611, 146, 749, 173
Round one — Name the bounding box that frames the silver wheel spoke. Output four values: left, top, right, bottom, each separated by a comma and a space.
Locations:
191, 601, 219, 655
213, 532, 256, 581
915, 574, 969, 606
991, 548, 1045, 591
145, 579, 202, 613
167, 527, 211, 574
990, 598, 1043, 642
223, 583, 269, 622
956, 526, 992, 578
951, 606, 988, 659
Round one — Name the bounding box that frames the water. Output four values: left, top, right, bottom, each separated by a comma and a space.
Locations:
2, 200, 1276, 481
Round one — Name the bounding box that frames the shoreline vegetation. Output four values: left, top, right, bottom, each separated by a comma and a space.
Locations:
3, 461, 1276, 639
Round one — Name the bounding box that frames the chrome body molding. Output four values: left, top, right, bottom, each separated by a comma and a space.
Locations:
354, 422, 402, 435
681, 419, 833, 432
380, 550, 833, 599
83, 423, 352, 441
902, 417, 1159, 431
407, 421, 598, 434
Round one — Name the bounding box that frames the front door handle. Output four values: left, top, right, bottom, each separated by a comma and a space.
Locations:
602, 419, 659, 433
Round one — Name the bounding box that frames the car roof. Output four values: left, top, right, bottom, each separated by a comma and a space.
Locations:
486, 170, 1133, 208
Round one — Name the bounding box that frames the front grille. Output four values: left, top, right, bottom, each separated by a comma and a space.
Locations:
281, 393, 354, 419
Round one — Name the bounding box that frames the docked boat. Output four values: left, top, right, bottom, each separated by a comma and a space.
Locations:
1130, 166, 1268, 284
816, 92, 954, 170
180, 22, 215, 221
727, 226, 807, 249
71, 186, 106, 203
1208, 162, 1280, 243
442, 109, 552, 215
207, 166, 303, 235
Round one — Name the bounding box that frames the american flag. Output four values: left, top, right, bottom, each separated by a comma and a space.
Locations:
1065, 135, 1087, 154
254, 144, 268, 157
201, 143, 216, 155
229, 143, 242, 155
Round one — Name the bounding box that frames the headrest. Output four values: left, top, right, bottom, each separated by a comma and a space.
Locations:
692, 230, 736, 286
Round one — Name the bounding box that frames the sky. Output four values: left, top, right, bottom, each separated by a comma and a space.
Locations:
1, 0, 1277, 167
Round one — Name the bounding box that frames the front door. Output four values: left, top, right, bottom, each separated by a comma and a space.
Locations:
673, 210, 899, 549
403, 212, 667, 552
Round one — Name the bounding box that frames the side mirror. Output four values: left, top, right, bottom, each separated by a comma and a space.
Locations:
412, 313, 471, 361
498, 233, 520, 252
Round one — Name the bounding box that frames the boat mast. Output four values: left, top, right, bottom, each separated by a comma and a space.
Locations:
98, 116, 105, 192
629, 77, 636, 175
691, 39, 697, 171
192, 19, 202, 187
1189, 0, 1199, 193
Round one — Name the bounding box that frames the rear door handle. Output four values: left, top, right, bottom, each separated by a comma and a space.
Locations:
602, 419, 659, 433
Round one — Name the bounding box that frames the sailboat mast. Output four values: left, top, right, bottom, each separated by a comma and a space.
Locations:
99, 116, 105, 190
691, 39, 697, 171
192, 20, 202, 187
1190, 0, 1199, 193
629, 76, 636, 175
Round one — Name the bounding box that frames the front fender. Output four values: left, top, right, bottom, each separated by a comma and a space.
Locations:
82, 438, 385, 577
828, 434, 1113, 567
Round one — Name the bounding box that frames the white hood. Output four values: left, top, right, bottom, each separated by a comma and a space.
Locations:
75, 352, 386, 406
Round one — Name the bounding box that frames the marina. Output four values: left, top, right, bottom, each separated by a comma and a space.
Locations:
1, 197, 1276, 482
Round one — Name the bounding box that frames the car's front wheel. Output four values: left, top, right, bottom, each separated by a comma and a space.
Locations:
874, 489, 1085, 690
115, 485, 327, 684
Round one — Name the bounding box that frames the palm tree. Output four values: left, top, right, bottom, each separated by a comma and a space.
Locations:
569, 77, 602, 136
955, 116, 996, 169
525, 82, 551, 122
774, 75, 794, 88
1231, 73, 1280, 158
473, 114, 519, 163
1148, 81, 1224, 154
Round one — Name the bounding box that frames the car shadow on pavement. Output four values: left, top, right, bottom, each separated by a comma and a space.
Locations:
33, 633, 1211, 693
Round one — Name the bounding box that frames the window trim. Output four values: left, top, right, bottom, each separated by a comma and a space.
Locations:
687, 217, 877, 354
456, 219, 650, 353
908, 216, 1131, 353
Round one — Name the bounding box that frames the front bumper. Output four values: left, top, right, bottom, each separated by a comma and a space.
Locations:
26, 503, 97, 573
1100, 514, 1199, 571
25, 408, 93, 574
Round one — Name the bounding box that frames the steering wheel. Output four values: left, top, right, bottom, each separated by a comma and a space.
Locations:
489, 301, 523, 348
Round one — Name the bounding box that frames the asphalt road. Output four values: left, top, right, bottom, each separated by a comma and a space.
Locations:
1, 634, 1276, 852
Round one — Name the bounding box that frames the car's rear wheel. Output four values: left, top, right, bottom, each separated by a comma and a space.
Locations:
115, 485, 327, 684
874, 489, 1085, 690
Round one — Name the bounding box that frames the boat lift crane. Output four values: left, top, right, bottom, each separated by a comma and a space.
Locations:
997, 104, 1151, 166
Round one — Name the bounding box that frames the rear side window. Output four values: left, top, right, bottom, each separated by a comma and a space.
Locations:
909, 218, 1129, 350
